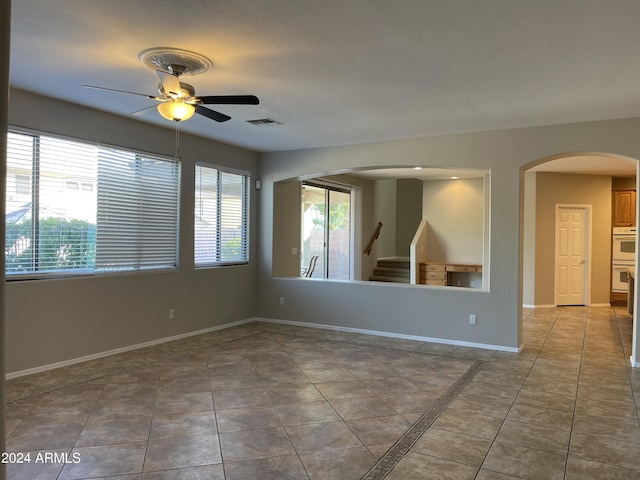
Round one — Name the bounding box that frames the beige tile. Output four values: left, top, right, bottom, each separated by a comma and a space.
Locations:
495, 420, 570, 454
522, 376, 578, 397
515, 387, 576, 413
264, 383, 324, 405
329, 395, 398, 420
144, 434, 221, 472
386, 452, 478, 480
149, 411, 217, 439
76, 416, 152, 447
299, 447, 376, 480
59, 442, 147, 479
475, 469, 528, 480
506, 403, 574, 431
572, 412, 640, 444
378, 391, 438, 415
346, 415, 410, 447
314, 380, 374, 399
302, 367, 356, 383
274, 400, 342, 425
565, 456, 640, 480
285, 421, 363, 453
154, 389, 213, 414
212, 387, 270, 409
6, 450, 66, 480
448, 393, 513, 418
7, 422, 85, 451
219, 427, 296, 461
215, 405, 282, 432
224, 455, 309, 480
8, 309, 640, 480
432, 407, 505, 440
570, 432, 640, 470
142, 464, 224, 479
412, 427, 493, 467
483, 442, 567, 480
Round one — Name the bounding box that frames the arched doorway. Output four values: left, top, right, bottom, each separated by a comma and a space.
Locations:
520, 151, 639, 365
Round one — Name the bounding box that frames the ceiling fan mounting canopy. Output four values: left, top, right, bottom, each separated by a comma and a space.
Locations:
138, 47, 213, 76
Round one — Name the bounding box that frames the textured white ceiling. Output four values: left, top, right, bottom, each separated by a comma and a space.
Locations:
9, 0, 640, 156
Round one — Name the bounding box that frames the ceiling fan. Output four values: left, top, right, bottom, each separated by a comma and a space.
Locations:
82, 47, 259, 123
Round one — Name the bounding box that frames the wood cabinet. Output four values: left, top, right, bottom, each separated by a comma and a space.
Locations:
419, 263, 482, 287
422, 263, 446, 286
613, 190, 636, 227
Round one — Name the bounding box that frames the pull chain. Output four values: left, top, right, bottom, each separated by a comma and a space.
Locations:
174, 121, 180, 161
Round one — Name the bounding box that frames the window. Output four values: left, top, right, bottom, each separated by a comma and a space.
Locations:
5, 130, 180, 277
195, 164, 249, 266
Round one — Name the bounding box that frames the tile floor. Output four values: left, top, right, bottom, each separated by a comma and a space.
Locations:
4, 305, 640, 479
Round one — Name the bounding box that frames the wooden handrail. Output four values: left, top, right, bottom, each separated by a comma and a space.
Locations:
364, 221, 383, 255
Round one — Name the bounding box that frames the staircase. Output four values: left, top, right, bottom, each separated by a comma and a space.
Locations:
369, 257, 410, 284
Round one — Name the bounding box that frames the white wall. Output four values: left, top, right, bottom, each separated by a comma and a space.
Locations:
422, 178, 484, 264
257, 118, 640, 353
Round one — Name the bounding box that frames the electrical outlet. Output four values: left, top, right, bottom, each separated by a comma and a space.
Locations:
470, 280, 475, 288
469, 314, 476, 325
169, 309, 175, 320
279, 297, 285, 306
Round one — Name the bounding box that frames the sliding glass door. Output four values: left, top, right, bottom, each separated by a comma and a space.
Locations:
301, 182, 351, 280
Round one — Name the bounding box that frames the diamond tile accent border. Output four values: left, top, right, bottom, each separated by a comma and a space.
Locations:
361, 359, 486, 480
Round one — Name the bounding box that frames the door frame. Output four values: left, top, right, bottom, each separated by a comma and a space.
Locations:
554, 204, 593, 306
300, 180, 354, 280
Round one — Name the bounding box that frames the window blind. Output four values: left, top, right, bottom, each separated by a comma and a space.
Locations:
5, 129, 180, 277
6, 131, 97, 274
195, 164, 249, 266
96, 146, 180, 272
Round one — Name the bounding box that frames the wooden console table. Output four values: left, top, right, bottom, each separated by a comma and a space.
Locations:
419, 262, 482, 287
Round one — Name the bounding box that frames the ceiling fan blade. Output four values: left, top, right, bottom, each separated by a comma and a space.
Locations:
82, 85, 157, 99
156, 70, 182, 98
130, 104, 158, 116
195, 105, 231, 122
197, 95, 259, 105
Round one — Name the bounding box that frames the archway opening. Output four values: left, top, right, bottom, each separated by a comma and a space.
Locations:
520, 151, 639, 365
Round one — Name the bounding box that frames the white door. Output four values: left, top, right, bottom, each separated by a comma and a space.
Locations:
555, 207, 588, 305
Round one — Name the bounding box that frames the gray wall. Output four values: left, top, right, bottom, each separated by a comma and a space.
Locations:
395, 179, 423, 257
257, 118, 640, 353
373, 179, 397, 258
6, 89, 259, 373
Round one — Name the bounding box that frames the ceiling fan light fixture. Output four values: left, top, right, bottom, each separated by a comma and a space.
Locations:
157, 100, 195, 122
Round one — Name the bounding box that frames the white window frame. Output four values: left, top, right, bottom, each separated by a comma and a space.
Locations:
5, 128, 180, 279
194, 163, 250, 267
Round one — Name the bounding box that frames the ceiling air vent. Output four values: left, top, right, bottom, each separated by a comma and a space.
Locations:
247, 118, 283, 126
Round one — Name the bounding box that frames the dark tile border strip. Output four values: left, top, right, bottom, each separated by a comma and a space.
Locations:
361, 359, 487, 480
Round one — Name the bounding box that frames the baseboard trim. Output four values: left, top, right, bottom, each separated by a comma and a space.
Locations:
525, 303, 612, 309
257, 317, 521, 353
630, 355, 640, 368
6, 317, 257, 380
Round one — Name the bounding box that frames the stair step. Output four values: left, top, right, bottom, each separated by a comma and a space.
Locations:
369, 275, 410, 283
373, 267, 410, 278
376, 258, 410, 269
